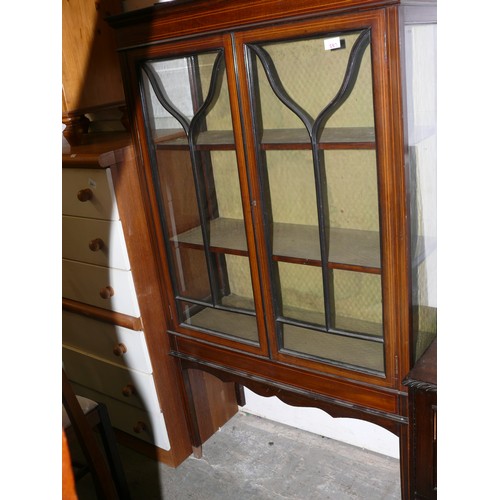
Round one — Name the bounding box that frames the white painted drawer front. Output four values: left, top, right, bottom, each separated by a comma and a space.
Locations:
63, 347, 160, 413
72, 382, 171, 451
62, 311, 152, 373
62, 216, 130, 270
62, 168, 119, 220
62, 259, 140, 317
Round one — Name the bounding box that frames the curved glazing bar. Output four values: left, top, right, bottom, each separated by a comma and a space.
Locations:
247, 29, 375, 336
143, 52, 226, 308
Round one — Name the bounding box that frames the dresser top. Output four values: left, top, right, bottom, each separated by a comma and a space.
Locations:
62, 132, 132, 168
404, 339, 437, 391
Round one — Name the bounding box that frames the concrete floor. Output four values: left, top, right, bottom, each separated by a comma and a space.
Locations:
75, 411, 401, 499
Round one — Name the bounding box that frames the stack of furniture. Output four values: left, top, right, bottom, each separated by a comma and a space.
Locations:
62, 0, 239, 466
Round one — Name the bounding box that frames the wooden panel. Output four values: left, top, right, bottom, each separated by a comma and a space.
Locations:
187, 369, 239, 444
173, 335, 401, 415
62, 0, 125, 114
62, 216, 130, 269
62, 310, 152, 373
109, 0, 406, 49
62, 259, 140, 317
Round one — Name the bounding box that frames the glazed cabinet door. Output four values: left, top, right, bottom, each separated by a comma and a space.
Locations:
234, 11, 405, 382
133, 35, 268, 355
126, 10, 409, 386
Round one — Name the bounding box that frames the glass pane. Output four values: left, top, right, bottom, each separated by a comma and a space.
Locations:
333, 270, 383, 336
255, 31, 374, 129
325, 150, 380, 231
282, 324, 384, 372
141, 50, 258, 344
247, 29, 384, 370
180, 300, 258, 343
404, 23, 437, 361
278, 262, 324, 326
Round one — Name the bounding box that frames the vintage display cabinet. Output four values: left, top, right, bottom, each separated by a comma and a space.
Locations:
109, 0, 437, 497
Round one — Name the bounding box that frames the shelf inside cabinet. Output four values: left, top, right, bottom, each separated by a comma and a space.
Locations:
180, 294, 258, 343
171, 217, 381, 273
261, 127, 376, 150
156, 129, 235, 150
280, 306, 383, 338
155, 127, 376, 151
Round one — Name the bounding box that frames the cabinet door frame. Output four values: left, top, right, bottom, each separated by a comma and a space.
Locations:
234, 8, 409, 388
121, 33, 270, 358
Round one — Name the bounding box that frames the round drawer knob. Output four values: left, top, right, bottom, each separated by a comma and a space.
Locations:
77, 188, 93, 202
122, 384, 136, 397
99, 286, 114, 299
112, 343, 127, 357
88, 238, 104, 252
133, 421, 147, 434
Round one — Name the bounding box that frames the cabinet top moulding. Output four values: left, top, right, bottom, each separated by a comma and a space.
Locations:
108, 0, 435, 48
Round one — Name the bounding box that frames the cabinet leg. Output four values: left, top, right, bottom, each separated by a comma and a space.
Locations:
180, 365, 203, 449
235, 383, 246, 407
399, 423, 412, 500
192, 445, 203, 459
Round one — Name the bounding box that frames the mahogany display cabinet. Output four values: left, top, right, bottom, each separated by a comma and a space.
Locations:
109, 1, 437, 497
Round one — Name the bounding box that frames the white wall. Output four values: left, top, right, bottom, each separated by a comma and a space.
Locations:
242, 388, 400, 459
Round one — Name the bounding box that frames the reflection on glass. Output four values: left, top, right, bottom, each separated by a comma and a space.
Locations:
404, 23, 437, 361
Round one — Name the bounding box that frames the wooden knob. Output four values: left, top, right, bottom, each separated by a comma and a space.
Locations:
133, 421, 147, 434
99, 286, 114, 299
77, 188, 93, 202
88, 238, 104, 252
122, 384, 136, 397
113, 343, 127, 357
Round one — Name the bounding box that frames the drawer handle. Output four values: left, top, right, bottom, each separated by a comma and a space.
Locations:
133, 421, 147, 434
122, 383, 136, 397
113, 343, 127, 357
88, 238, 104, 252
99, 286, 114, 299
77, 188, 93, 202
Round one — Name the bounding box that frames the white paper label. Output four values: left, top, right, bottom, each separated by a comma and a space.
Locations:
324, 37, 342, 51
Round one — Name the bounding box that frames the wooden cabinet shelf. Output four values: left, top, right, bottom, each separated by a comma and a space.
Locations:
156, 127, 376, 151
172, 217, 381, 273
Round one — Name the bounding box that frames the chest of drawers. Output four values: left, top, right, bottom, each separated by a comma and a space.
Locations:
62, 132, 239, 465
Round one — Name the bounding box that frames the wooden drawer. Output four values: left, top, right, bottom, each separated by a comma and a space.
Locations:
62, 259, 140, 317
63, 347, 161, 413
62, 310, 152, 373
62, 216, 130, 270
62, 215, 130, 270
71, 382, 171, 451
62, 168, 119, 220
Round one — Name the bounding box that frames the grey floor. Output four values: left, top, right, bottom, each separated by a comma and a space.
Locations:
75, 411, 401, 499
